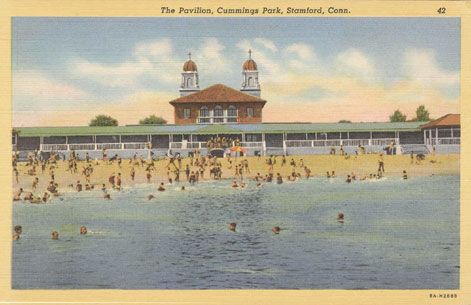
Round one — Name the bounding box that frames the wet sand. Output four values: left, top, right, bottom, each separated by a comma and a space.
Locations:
12, 153, 459, 195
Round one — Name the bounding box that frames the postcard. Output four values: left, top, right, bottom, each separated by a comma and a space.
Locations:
2, 1, 470, 304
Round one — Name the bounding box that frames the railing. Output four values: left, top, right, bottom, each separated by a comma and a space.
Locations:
69, 144, 96, 151
197, 116, 238, 124
41, 144, 68, 151
285, 138, 395, 148
341, 139, 370, 147
240, 142, 263, 148
40, 142, 149, 151
431, 138, 460, 145
286, 140, 313, 147
371, 139, 396, 146
169, 141, 263, 150
170, 142, 182, 149
123, 143, 148, 150
97, 143, 122, 150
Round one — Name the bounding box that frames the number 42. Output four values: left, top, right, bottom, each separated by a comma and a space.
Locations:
437, 7, 446, 14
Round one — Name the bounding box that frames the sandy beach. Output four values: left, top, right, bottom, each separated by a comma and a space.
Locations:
12, 153, 459, 196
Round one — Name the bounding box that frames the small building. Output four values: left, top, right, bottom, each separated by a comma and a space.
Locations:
421, 114, 460, 154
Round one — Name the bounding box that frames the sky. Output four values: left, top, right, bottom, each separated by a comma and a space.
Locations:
12, 17, 460, 126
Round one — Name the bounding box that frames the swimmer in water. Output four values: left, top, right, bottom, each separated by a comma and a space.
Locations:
147, 194, 154, 200
326, 171, 331, 178
337, 213, 344, 223
402, 170, 408, 180
276, 173, 283, 184
345, 175, 352, 183
13, 188, 23, 201
104, 194, 111, 200
229, 223, 237, 231
76, 180, 82, 192
30, 196, 41, 203
13, 225, 22, 241
181, 186, 185, 191
256, 182, 262, 187
240, 181, 246, 188
157, 183, 166, 192
231, 181, 238, 188
273, 226, 280, 234
51, 231, 59, 240
331, 171, 336, 178
24, 192, 33, 201
42, 192, 50, 202
80, 226, 87, 235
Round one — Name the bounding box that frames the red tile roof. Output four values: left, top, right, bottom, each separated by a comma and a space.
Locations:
420, 114, 460, 129
169, 84, 266, 105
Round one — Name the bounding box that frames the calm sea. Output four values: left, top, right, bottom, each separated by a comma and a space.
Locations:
12, 175, 459, 289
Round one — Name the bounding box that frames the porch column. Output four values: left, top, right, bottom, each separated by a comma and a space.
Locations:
424, 129, 427, 145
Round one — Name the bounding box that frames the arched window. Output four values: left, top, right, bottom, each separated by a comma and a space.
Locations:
186, 77, 193, 87
248, 77, 254, 87
214, 105, 223, 117
228, 105, 237, 117
200, 106, 209, 117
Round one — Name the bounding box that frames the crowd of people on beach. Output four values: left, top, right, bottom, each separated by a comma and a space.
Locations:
12, 147, 419, 241
206, 136, 240, 150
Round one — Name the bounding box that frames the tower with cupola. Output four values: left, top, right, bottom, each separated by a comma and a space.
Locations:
240, 49, 261, 98
179, 52, 200, 97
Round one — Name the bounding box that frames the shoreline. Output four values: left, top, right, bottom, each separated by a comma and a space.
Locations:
12, 153, 460, 197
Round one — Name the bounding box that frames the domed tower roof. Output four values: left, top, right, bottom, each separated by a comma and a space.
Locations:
243, 49, 257, 71
183, 60, 197, 72
183, 52, 197, 72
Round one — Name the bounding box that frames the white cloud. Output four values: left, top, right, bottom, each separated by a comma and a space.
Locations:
13, 71, 88, 100
402, 49, 459, 87
286, 43, 314, 61
335, 48, 375, 77
254, 38, 277, 52
195, 37, 229, 76
70, 38, 180, 88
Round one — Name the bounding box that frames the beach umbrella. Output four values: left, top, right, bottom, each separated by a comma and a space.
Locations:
229, 146, 247, 154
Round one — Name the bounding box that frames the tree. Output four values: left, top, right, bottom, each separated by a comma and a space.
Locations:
415, 105, 431, 121
389, 110, 407, 122
338, 120, 352, 123
89, 115, 118, 127
139, 115, 167, 125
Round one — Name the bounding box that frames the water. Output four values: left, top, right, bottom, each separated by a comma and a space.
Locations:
12, 175, 459, 289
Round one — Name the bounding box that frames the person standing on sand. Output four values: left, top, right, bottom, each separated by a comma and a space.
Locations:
378, 154, 385, 173
304, 167, 311, 179
102, 149, 107, 162
130, 167, 135, 181
109, 173, 115, 188
146, 170, 152, 183
14, 168, 19, 184
116, 173, 122, 191
185, 165, 190, 181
